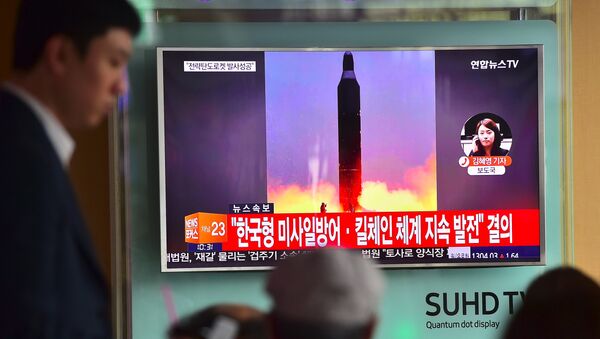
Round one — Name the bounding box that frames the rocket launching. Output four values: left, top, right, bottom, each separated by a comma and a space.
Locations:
338, 52, 362, 212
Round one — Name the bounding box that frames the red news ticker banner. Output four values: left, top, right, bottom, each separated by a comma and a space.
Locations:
184, 209, 540, 251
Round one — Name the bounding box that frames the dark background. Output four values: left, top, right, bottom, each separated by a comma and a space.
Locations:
163, 51, 267, 254
435, 48, 540, 210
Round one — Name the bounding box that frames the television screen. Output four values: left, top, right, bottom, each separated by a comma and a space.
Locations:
157, 46, 543, 271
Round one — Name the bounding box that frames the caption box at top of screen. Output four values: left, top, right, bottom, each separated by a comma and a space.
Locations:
183, 61, 256, 72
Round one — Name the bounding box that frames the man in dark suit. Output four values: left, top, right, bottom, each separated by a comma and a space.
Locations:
0, 1, 140, 338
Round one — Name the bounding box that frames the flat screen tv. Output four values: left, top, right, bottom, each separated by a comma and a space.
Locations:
157, 46, 543, 271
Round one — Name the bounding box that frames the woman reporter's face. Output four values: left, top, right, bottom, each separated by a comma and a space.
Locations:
478, 125, 495, 148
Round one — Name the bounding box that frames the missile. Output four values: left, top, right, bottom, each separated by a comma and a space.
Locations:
337, 51, 362, 213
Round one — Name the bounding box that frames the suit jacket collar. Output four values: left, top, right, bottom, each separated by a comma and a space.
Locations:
2, 82, 75, 167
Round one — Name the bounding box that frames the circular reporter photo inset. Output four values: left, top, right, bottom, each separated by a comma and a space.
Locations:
460, 113, 512, 157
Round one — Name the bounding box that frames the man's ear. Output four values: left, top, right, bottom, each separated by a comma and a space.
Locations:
43, 35, 78, 76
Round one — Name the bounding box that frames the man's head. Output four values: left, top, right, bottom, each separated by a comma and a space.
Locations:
12, 0, 141, 128
266, 249, 385, 339
168, 304, 267, 339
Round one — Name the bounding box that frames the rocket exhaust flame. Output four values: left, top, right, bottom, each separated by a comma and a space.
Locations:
268, 155, 437, 213
268, 182, 342, 213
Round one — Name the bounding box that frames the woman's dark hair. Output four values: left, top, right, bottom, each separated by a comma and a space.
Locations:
503, 267, 600, 339
13, 0, 141, 71
476, 118, 504, 150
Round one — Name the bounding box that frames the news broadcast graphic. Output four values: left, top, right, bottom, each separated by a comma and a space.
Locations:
157, 47, 543, 271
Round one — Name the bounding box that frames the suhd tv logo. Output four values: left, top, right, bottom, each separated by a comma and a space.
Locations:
425, 291, 525, 316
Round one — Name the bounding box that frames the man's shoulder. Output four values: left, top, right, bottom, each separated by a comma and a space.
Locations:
0, 89, 44, 132
0, 89, 61, 166
0, 100, 65, 203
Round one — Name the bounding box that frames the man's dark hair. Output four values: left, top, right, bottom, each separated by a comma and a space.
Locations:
503, 267, 600, 339
13, 0, 142, 71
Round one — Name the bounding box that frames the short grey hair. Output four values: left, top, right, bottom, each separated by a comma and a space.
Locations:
266, 248, 384, 327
